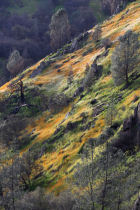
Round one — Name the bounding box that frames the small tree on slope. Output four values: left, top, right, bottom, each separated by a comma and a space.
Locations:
49, 8, 71, 50
111, 30, 140, 86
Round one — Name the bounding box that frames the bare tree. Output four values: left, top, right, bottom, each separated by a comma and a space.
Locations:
8, 78, 25, 104
49, 8, 71, 50
18, 149, 42, 191
111, 30, 140, 86
73, 140, 96, 210
100, 142, 109, 210
0, 154, 21, 210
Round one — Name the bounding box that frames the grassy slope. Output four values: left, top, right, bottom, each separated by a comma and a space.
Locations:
0, 0, 140, 207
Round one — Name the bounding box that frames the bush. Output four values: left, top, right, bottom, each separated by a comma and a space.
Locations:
92, 25, 102, 42
16, 188, 76, 210
48, 93, 70, 113
0, 115, 28, 147
83, 62, 102, 89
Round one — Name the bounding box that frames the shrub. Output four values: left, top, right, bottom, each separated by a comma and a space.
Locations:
0, 115, 28, 147
48, 93, 70, 113
83, 62, 102, 89
92, 25, 102, 42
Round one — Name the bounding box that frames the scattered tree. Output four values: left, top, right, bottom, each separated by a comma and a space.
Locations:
8, 79, 25, 104
73, 140, 96, 210
111, 30, 140, 86
0, 154, 21, 210
49, 8, 71, 50
18, 150, 43, 191
98, 142, 111, 210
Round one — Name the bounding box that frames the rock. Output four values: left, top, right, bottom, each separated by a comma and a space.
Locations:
92, 104, 104, 117
7, 50, 25, 75
90, 99, 97, 105
110, 122, 120, 130
57, 69, 61, 73
80, 94, 85, 100
113, 103, 140, 151
80, 121, 93, 131
70, 32, 89, 52
66, 121, 79, 131
30, 60, 54, 78
74, 86, 84, 97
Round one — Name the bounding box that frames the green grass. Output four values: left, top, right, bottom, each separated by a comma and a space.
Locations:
30, 172, 52, 191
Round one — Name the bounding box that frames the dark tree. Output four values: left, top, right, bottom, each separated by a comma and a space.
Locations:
8, 79, 25, 104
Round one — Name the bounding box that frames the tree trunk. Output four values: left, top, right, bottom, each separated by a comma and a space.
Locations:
11, 160, 16, 210
20, 80, 25, 104
125, 66, 129, 87
101, 143, 109, 210
117, 196, 121, 210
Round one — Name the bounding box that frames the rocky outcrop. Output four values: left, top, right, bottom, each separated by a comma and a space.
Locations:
29, 59, 55, 78
7, 50, 25, 75
70, 32, 89, 52
113, 103, 140, 151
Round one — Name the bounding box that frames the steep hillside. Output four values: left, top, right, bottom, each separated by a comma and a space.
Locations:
0, 1, 140, 209
0, 0, 102, 86
0, 0, 131, 87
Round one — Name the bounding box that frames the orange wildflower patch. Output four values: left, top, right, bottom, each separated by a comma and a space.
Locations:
101, 75, 112, 84
82, 117, 105, 143
123, 90, 140, 106
27, 105, 71, 144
